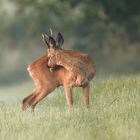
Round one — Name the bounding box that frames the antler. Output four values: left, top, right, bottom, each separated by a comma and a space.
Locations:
50, 28, 53, 37
42, 33, 49, 47
42, 28, 53, 45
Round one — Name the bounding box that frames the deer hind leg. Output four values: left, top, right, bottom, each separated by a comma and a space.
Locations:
22, 88, 44, 110
30, 88, 54, 110
22, 89, 38, 110
82, 84, 90, 109
64, 86, 73, 108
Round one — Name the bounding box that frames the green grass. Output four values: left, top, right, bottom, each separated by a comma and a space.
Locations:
0, 75, 140, 140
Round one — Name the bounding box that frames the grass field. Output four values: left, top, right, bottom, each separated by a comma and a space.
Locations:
0, 75, 140, 140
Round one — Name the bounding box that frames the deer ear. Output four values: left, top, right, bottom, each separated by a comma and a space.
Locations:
49, 36, 56, 48
56, 32, 64, 48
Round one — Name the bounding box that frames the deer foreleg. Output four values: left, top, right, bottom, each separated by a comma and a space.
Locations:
82, 84, 90, 109
64, 86, 73, 108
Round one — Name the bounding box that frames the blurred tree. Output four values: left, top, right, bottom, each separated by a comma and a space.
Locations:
103, 0, 140, 41
4, 0, 138, 46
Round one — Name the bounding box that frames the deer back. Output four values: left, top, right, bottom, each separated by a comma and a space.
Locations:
27, 55, 72, 90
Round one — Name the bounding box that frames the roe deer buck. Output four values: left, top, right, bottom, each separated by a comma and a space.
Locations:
22, 31, 95, 110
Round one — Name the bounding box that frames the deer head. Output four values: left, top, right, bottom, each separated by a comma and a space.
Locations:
42, 29, 64, 68
42, 29, 64, 49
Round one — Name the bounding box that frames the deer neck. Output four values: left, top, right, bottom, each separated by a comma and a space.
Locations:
55, 50, 73, 71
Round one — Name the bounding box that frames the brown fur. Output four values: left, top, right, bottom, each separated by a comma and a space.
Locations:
48, 48, 95, 87
22, 53, 95, 110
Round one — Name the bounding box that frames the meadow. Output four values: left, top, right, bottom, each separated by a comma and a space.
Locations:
0, 75, 140, 140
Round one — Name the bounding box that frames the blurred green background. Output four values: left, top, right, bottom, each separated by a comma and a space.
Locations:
0, 0, 140, 85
